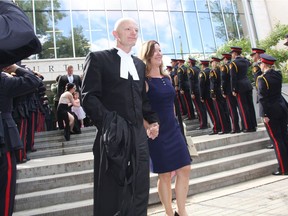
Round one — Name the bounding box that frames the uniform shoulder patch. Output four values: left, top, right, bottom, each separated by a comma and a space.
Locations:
221, 65, 225, 72
177, 68, 183, 73
253, 66, 258, 73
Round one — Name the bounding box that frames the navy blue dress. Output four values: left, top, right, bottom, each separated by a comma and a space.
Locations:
146, 76, 191, 173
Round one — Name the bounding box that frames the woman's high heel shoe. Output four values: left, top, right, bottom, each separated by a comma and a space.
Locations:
174, 211, 180, 216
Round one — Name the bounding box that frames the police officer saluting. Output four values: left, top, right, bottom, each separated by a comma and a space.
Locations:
229, 46, 257, 132
256, 54, 288, 175
250, 48, 265, 81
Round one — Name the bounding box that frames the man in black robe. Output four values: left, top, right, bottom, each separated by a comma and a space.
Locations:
82, 18, 159, 216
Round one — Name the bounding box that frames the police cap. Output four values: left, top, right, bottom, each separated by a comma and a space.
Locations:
230, 46, 242, 54
221, 53, 232, 60
250, 48, 265, 56
259, 54, 277, 65
200, 60, 210, 66
188, 57, 197, 63
210, 57, 222, 63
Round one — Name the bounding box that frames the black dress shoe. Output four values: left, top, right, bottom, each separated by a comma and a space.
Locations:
266, 144, 274, 149
218, 131, 231, 135
31, 148, 37, 152
243, 128, 256, 133
272, 171, 288, 175
209, 131, 218, 135
196, 126, 208, 130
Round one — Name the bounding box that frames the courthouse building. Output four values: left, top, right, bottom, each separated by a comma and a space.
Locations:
18, 0, 287, 81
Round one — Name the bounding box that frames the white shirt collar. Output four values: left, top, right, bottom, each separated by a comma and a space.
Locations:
115, 47, 139, 80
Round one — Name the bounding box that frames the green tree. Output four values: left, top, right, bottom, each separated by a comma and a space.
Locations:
39, 26, 90, 59
16, 0, 65, 35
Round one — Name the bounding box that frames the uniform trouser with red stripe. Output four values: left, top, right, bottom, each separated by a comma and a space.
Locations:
204, 98, 221, 133
182, 90, 195, 119
0, 151, 17, 216
192, 94, 207, 128
236, 91, 256, 130
26, 111, 36, 151
264, 117, 288, 173
176, 90, 187, 116
213, 96, 231, 133
225, 94, 240, 132
15, 117, 28, 162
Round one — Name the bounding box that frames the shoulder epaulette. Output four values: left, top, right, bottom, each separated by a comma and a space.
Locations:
256, 74, 269, 90
177, 68, 183, 73
190, 68, 195, 76
252, 66, 259, 73
199, 71, 207, 80
229, 61, 238, 73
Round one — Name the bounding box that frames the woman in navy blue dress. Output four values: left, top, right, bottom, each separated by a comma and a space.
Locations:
140, 40, 191, 216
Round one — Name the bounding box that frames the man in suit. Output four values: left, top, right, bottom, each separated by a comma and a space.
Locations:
57, 65, 82, 100
81, 17, 159, 216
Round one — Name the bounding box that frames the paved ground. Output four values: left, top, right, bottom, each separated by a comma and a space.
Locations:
148, 175, 288, 216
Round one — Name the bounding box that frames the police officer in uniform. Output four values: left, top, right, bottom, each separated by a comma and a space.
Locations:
177, 59, 196, 120
210, 57, 231, 134
250, 48, 265, 82
256, 54, 288, 175
0, 64, 41, 216
229, 46, 257, 132
172, 59, 187, 116
188, 57, 207, 129
221, 53, 241, 133
199, 60, 220, 135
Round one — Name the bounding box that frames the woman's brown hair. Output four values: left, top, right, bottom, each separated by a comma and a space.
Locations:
139, 40, 168, 78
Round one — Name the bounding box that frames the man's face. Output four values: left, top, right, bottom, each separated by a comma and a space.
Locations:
113, 20, 138, 49
67, 67, 73, 76
252, 53, 260, 62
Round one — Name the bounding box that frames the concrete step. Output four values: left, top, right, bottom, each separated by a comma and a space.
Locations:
148, 159, 278, 205
13, 122, 276, 215
15, 183, 93, 212
13, 199, 93, 216
17, 152, 93, 179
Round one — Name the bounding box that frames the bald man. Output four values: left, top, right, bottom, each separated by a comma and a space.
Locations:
82, 18, 159, 216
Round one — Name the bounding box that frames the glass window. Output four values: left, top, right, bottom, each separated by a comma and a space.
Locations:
182, 0, 196, 11
198, 12, 216, 52
222, 13, 238, 40
209, 0, 221, 12
67, 0, 91, 10
87, 0, 105, 10
169, 12, 189, 57
54, 11, 73, 58
58, 0, 70, 10
221, 0, 234, 13
138, 0, 153, 10
184, 12, 203, 53
106, 0, 122, 10
72, 11, 90, 57
152, 0, 168, 11
196, 0, 209, 12
211, 12, 227, 46
139, 11, 157, 41
167, 0, 182, 11
237, 14, 245, 38
122, 0, 137, 10
89, 11, 110, 51
154, 12, 174, 55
